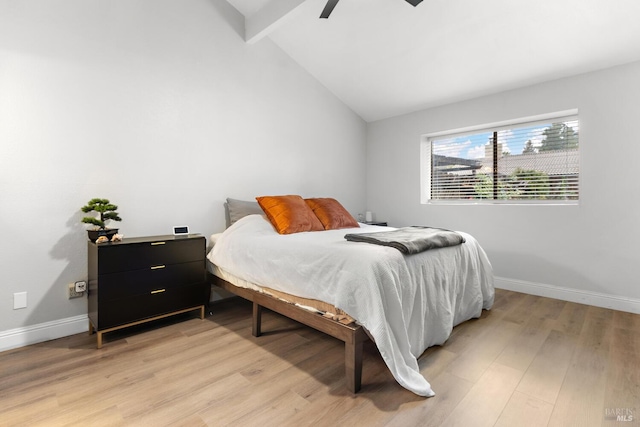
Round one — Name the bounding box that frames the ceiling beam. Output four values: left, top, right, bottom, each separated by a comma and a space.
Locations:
245, 0, 307, 44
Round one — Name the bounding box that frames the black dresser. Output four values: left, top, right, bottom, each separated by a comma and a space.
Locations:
88, 234, 208, 348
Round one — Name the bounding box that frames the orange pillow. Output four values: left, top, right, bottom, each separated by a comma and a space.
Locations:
256, 195, 324, 235
305, 198, 359, 230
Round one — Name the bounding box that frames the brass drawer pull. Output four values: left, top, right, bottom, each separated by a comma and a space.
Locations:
150, 265, 166, 270
151, 242, 166, 246
151, 289, 166, 294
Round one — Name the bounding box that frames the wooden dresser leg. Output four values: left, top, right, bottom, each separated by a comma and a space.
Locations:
345, 340, 363, 393
97, 331, 103, 349
252, 302, 262, 337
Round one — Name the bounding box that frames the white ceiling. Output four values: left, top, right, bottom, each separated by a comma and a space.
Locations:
226, 0, 640, 122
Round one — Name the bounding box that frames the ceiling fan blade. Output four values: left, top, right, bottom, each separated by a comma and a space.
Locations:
320, 0, 420, 19
320, 0, 340, 19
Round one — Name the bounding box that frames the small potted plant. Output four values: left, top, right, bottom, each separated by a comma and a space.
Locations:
81, 198, 122, 242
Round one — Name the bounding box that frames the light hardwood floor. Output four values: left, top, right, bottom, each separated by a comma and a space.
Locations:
1, 289, 639, 426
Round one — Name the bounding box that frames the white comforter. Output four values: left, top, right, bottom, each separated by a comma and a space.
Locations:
208, 215, 494, 396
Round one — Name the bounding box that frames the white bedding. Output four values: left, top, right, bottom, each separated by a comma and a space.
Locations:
207, 215, 494, 396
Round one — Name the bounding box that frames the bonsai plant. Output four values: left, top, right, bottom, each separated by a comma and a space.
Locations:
81, 198, 122, 242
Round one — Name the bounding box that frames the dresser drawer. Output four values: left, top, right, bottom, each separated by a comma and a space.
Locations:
97, 282, 207, 330
97, 237, 204, 274
98, 260, 205, 301
88, 234, 209, 343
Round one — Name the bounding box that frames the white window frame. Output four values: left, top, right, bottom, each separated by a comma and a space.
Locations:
420, 109, 580, 205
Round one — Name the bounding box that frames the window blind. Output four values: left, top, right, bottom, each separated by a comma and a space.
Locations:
427, 115, 579, 203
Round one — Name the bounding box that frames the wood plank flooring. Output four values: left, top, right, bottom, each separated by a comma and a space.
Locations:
1, 289, 639, 426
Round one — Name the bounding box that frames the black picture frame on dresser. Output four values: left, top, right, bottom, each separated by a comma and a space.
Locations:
87, 234, 208, 348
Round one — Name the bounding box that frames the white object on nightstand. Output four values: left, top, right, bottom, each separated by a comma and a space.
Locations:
173, 226, 189, 235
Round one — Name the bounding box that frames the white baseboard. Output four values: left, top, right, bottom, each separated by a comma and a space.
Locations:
495, 276, 640, 315
0, 315, 89, 353
2, 278, 639, 353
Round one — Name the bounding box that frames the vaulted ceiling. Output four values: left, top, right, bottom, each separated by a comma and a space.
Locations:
226, 0, 640, 122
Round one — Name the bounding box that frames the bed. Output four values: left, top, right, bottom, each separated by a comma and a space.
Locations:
207, 197, 494, 397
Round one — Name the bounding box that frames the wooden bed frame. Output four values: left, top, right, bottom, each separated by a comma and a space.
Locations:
208, 273, 370, 393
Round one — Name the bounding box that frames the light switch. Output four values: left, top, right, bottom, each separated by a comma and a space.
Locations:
14, 292, 27, 309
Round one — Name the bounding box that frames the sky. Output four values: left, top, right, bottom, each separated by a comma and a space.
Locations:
433, 122, 576, 160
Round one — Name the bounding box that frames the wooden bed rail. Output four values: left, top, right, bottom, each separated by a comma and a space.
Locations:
208, 273, 369, 393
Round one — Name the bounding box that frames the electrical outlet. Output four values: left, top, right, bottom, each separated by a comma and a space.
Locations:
69, 283, 84, 299
75, 281, 87, 292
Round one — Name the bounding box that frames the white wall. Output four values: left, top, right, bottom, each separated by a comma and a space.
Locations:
0, 0, 366, 340
367, 61, 640, 312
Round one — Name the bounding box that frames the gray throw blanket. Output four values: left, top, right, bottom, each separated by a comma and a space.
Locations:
344, 226, 465, 254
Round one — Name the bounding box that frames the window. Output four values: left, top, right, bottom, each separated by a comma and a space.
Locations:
422, 111, 579, 204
